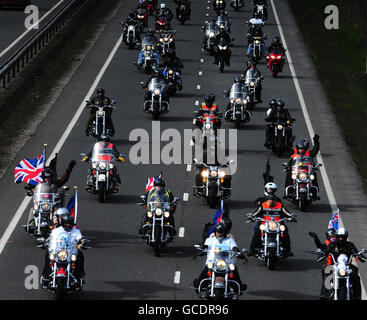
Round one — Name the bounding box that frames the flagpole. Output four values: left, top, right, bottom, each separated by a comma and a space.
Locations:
43, 144, 47, 170
74, 186, 78, 224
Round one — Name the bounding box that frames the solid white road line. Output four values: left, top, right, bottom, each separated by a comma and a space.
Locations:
0, 35, 123, 257
0, 0, 66, 58
174, 271, 181, 284
270, 0, 367, 299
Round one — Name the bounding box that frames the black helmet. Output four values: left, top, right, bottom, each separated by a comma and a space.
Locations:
42, 167, 55, 180
214, 222, 227, 241
336, 228, 348, 245
96, 87, 105, 96
204, 93, 216, 106
253, 12, 259, 18
272, 36, 280, 45
269, 98, 277, 108
154, 177, 166, 188
296, 139, 310, 152
234, 76, 241, 83
276, 99, 285, 110
325, 228, 336, 239
61, 214, 74, 230
221, 218, 232, 234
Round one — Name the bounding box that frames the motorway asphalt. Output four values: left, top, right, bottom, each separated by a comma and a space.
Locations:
0, 0, 366, 300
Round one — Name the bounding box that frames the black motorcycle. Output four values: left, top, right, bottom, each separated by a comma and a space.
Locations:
215, 38, 230, 73
267, 120, 294, 157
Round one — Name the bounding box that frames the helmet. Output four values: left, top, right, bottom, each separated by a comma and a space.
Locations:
160, 3, 166, 9
272, 36, 280, 45
204, 93, 216, 106
264, 182, 277, 196
253, 12, 259, 18
96, 87, 105, 96
276, 99, 285, 110
55, 208, 69, 224
325, 228, 336, 240
221, 218, 232, 234
154, 177, 166, 194
336, 228, 348, 245
296, 139, 310, 153
234, 76, 241, 83
269, 98, 277, 108
41, 167, 55, 181
214, 222, 227, 241
61, 214, 74, 230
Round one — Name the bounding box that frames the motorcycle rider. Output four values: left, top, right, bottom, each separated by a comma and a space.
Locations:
309, 227, 337, 251
85, 88, 115, 137
319, 228, 366, 300
128, 3, 148, 28
244, 61, 263, 103
266, 36, 286, 56
247, 193, 296, 257
142, 67, 170, 112
175, 0, 191, 20
121, 16, 143, 44
193, 219, 247, 294
264, 99, 295, 150
138, 177, 177, 237
155, 3, 174, 21
248, 12, 264, 31
284, 135, 320, 194
160, 48, 184, 91
246, 25, 266, 57
82, 134, 126, 192
213, 25, 232, 66
41, 213, 87, 288
195, 93, 222, 130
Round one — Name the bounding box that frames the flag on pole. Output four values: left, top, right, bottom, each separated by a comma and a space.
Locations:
145, 173, 162, 192
66, 188, 78, 224
14, 152, 45, 186
328, 209, 339, 231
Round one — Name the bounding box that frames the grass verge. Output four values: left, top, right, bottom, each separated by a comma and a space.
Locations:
287, 0, 367, 191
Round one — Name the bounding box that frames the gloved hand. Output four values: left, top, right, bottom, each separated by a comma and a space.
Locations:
66, 160, 76, 173
119, 156, 126, 163
290, 215, 297, 223
313, 134, 320, 142
82, 156, 89, 162
358, 253, 367, 263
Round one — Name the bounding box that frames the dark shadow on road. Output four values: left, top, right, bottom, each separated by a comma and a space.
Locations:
247, 289, 318, 300
82, 230, 141, 248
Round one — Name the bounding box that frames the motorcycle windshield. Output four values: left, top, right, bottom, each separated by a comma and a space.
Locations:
205, 23, 219, 36
245, 69, 257, 82
91, 144, 114, 163
230, 83, 245, 100
292, 158, 312, 173
269, 48, 281, 56
33, 183, 58, 204
49, 234, 79, 256
148, 77, 162, 91
207, 244, 234, 264
216, 16, 229, 28
147, 194, 170, 212
142, 37, 156, 49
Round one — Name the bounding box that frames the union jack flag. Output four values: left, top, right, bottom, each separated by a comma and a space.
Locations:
145, 173, 162, 193
14, 152, 45, 186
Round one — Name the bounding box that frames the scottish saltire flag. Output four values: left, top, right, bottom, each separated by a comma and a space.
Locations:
66, 189, 78, 223
328, 209, 339, 231
14, 152, 45, 185
145, 174, 162, 192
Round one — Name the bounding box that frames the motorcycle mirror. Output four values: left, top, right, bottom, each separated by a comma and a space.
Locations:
26, 191, 33, 197
63, 186, 70, 191
140, 195, 146, 200
173, 197, 180, 202
193, 158, 198, 164
242, 248, 248, 253
80, 153, 86, 157
360, 248, 367, 254
194, 244, 201, 249
37, 237, 45, 242
282, 162, 289, 167
140, 81, 144, 85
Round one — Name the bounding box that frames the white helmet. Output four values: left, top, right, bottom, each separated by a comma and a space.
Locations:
55, 208, 69, 217
160, 3, 166, 8
264, 182, 277, 196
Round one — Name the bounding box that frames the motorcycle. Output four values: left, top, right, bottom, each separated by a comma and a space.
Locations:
157, 29, 176, 56
38, 236, 90, 300
283, 157, 321, 211
25, 184, 68, 238
267, 48, 285, 78
230, 0, 243, 11
315, 248, 367, 300
155, 14, 172, 31
216, 15, 231, 33
176, 2, 189, 24
246, 214, 296, 270
136, 37, 159, 74
216, 38, 230, 73
193, 159, 233, 208
121, 19, 142, 49
213, 0, 226, 16
81, 145, 125, 202
194, 244, 247, 300
138, 195, 179, 256
224, 82, 252, 128
201, 21, 219, 55
243, 68, 262, 105
147, 0, 156, 16
141, 77, 170, 120
85, 99, 117, 139
249, 35, 265, 63
163, 67, 179, 96
136, 7, 148, 27
254, 2, 268, 20
267, 120, 294, 157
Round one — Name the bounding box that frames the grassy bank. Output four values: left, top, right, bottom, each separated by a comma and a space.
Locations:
287, 0, 367, 190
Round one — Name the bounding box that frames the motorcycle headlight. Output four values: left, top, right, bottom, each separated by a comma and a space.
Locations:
229, 264, 235, 271
164, 37, 169, 42
41, 203, 51, 212
159, 38, 164, 42
205, 123, 211, 129
99, 162, 107, 170
235, 98, 241, 104
209, 32, 214, 38
259, 224, 266, 231
128, 26, 134, 31
155, 208, 162, 216
147, 211, 153, 218
255, 40, 260, 44
207, 262, 213, 269
210, 170, 218, 177
168, 70, 173, 74
201, 170, 209, 178
339, 269, 346, 276
270, 55, 276, 59
299, 172, 307, 181
250, 82, 255, 87
292, 173, 297, 180
147, 45, 151, 50
243, 99, 247, 104
277, 124, 283, 130
277, 56, 282, 60
164, 211, 170, 218
310, 174, 315, 180
49, 253, 55, 260
92, 163, 97, 169
280, 225, 286, 232
269, 221, 278, 231
109, 163, 114, 169
154, 89, 160, 95
98, 111, 103, 116
57, 250, 67, 262
71, 254, 77, 262
219, 171, 226, 178
230, 99, 234, 104
216, 260, 226, 269
33, 204, 39, 210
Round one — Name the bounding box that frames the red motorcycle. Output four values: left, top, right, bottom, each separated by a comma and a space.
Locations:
155, 16, 171, 31
147, 0, 156, 16
267, 49, 285, 78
